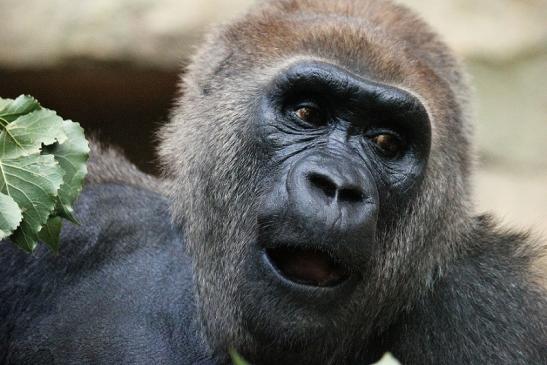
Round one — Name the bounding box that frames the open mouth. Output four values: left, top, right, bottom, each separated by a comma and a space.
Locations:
265, 246, 350, 287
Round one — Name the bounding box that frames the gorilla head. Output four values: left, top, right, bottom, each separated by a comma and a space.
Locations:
159, 0, 474, 362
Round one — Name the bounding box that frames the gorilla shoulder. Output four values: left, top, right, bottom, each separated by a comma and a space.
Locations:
0, 179, 213, 364
385, 215, 547, 363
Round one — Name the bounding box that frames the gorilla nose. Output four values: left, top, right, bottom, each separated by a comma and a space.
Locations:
307, 171, 365, 205
287, 154, 378, 232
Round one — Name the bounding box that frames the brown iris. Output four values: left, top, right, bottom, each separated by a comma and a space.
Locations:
369, 134, 403, 158
294, 106, 324, 126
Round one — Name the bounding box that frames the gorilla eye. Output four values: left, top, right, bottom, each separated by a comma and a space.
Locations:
293, 105, 326, 126
369, 133, 404, 158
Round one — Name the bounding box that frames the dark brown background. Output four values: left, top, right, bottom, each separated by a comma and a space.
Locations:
0, 66, 179, 175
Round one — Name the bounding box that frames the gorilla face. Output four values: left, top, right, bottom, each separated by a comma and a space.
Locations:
237, 60, 431, 345
257, 61, 431, 290
160, 1, 471, 361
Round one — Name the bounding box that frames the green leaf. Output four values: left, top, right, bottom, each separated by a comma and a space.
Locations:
0, 95, 89, 252
229, 348, 250, 365
38, 216, 62, 252
0, 108, 67, 160
0, 154, 64, 252
0, 98, 8, 110
0, 193, 23, 240
0, 95, 41, 124
45, 120, 89, 223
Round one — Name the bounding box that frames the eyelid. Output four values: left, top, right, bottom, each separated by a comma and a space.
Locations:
365, 129, 404, 142
292, 101, 320, 112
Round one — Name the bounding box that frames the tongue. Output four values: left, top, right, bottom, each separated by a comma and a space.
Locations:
267, 247, 348, 287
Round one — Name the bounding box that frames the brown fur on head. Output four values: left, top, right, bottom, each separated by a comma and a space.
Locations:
159, 0, 474, 363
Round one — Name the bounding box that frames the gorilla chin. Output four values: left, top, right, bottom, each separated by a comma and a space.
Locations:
244, 244, 363, 349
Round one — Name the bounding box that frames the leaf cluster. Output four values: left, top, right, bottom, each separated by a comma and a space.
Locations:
0, 95, 89, 252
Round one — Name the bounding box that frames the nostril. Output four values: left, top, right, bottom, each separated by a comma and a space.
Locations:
308, 173, 337, 199
338, 188, 364, 203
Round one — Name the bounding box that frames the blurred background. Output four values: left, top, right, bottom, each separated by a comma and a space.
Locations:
0, 0, 545, 237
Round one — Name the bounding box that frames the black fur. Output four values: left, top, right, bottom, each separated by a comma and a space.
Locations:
0, 184, 214, 364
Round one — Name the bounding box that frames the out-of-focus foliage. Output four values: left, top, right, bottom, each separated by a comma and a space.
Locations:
229, 349, 401, 365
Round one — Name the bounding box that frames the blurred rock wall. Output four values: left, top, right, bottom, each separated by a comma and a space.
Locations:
0, 0, 545, 233
400, 0, 547, 235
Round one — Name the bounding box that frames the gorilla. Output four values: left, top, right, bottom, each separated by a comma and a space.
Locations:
1, 0, 546, 364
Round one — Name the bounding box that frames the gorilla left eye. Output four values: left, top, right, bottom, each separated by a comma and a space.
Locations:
293, 105, 326, 126
369, 133, 404, 158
